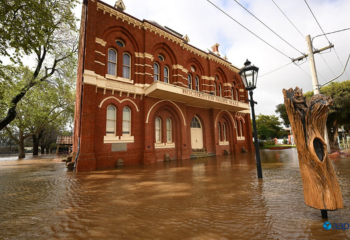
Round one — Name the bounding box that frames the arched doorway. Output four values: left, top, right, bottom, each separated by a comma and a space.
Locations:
190, 116, 203, 149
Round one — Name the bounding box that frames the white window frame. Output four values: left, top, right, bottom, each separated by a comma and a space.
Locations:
195, 76, 199, 91
123, 53, 131, 79
214, 82, 217, 96
223, 123, 227, 141
155, 117, 162, 143
166, 118, 172, 143
154, 63, 159, 81
219, 84, 222, 97
188, 74, 192, 89
108, 49, 117, 76
164, 66, 169, 83
106, 105, 116, 135
236, 89, 239, 101
122, 107, 131, 136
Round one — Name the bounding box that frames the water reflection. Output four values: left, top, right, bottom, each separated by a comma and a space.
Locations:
0, 149, 349, 239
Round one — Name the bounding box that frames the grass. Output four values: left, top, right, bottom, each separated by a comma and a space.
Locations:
260, 144, 297, 149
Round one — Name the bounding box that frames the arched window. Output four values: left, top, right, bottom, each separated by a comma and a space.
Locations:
164, 66, 169, 83
106, 105, 116, 134
240, 121, 243, 137
235, 120, 239, 137
223, 123, 227, 141
218, 122, 221, 141
123, 53, 131, 79
122, 107, 131, 135
154, 63, 159, 81
213, 82, 217, 96
108, 49, 117, 76
219, 84, 222, 97
231, 87, 234, 100
116, 40, 125, 47
236, 89, 239, 101
191, 116, 201, 128
195, 76, 199, 91
188, 74, 192, 89
155, 118, 162, 143
166, 118, 172, 142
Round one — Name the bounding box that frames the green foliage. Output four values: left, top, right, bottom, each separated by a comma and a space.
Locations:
275, 103, 290, 127
283, 138, 288, 144
0, 0, 79, 130
253, 114, 284, 140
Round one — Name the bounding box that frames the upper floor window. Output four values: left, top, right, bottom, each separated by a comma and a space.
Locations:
188, 74, 192, 89
213, 82, 217, 96
106, 105, 116, 134
219, 84, 222, 97
236, 89, 239, 101
235, 120, 239, 137
191, 66, 196, 72
166, 118, 172, 142
123, 53, 131, 79
231, 87, 234, 100
155, 118, 162, 143
116, 40, 125, 47
108, 49, 117, 76
164, 66, 169, 83
158, 55, 164, 61
223, 123, 227, 141
122, 107, 131, 135
195, 76, 199, 91
154, 63, 159, 81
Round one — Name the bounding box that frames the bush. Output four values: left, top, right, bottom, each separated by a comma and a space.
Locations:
258, 141, 264, 148
283, 138, 288, 144
265, 141, 275, 145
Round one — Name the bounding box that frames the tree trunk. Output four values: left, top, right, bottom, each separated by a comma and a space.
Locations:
33, 134, 39, 155
41, 145, 45, 154
283, 87, 343, 210
46, 146, 50, 154
18, 131, 25, 159
327, 120, 339, 151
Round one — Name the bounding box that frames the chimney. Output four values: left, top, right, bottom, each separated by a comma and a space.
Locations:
211, 43, 220, 56
115, 0, 126, 11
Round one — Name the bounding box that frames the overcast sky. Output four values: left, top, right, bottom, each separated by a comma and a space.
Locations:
74, 0, 350, 117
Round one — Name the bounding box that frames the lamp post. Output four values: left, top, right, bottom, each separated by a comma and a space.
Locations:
239, 59, 263, 178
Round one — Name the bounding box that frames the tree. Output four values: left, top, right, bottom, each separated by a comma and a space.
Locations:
4, 71, 75, 158
303, 80, 350, 150
254, 114, 284, 140
0, 0, 78, 130
275, 103, 290, 127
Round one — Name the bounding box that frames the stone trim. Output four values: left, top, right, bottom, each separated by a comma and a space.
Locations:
95, 50, 106, 56
95, 60, 105, 66
95, 37, 107, 46
154, 142, 176, 149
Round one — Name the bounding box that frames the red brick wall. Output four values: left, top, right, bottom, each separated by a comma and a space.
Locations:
74, 0, 254, 171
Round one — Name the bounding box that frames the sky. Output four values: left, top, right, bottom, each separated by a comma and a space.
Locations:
74, 0, 350, 117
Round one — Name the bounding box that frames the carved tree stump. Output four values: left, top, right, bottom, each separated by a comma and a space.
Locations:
283, 87, 343, 211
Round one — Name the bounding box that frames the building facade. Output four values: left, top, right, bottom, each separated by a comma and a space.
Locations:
73, 0, 254, 172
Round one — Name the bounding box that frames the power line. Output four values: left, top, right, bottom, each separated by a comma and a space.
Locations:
259, 62, 293, 78
206, 0, 292, 60
334, 48, 350, 79
233, 0, 305, 55
312, 28, 350, 40
297, 65, 311, 78
271, 0, 305, 40
303, 0, 331, 44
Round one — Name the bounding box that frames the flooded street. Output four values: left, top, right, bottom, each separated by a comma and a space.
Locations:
0, 149, 349, 240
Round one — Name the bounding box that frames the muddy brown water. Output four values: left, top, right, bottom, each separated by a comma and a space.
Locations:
0, 149, 349, 240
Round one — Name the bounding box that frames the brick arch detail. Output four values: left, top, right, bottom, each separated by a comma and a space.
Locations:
101, 26, 140, 52
146, 100, 186, 125
236, 115, 245, 123
215, 110, 236, 128
185, 57, 205, 76
98, 96, 140, 112
151, 42, 178, 64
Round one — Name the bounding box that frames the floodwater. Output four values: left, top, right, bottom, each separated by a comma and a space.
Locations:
0, 149, 349, 240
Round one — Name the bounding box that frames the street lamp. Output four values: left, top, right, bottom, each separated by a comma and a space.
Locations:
239, 59, 263, 178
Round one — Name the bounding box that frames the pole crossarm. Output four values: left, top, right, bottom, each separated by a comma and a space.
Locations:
292, 44, 334, 62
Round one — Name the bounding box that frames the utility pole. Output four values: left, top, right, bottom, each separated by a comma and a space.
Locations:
293, 35, 334, 153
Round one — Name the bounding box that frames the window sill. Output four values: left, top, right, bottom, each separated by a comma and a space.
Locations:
219, 141, 229, 146
237, 137, 245, 141
154, 142, 175, 149
105, 74, 134, 84
104, 135, 134, 143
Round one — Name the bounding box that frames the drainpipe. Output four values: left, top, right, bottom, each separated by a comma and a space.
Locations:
74, 0, 88, 171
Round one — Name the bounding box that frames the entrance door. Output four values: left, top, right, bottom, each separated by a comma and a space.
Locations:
190, 116, 203, 149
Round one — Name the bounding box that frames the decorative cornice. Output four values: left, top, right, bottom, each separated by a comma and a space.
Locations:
96, 2, 241, 73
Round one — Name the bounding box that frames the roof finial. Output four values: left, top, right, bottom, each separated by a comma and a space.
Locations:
115, 0, 126, 11
183, 34, 190, 43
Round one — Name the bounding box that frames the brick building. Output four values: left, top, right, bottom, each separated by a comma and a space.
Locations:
73, 0, 254, 172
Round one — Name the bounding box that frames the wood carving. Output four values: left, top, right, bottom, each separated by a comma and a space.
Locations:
283, 87, 343, 211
